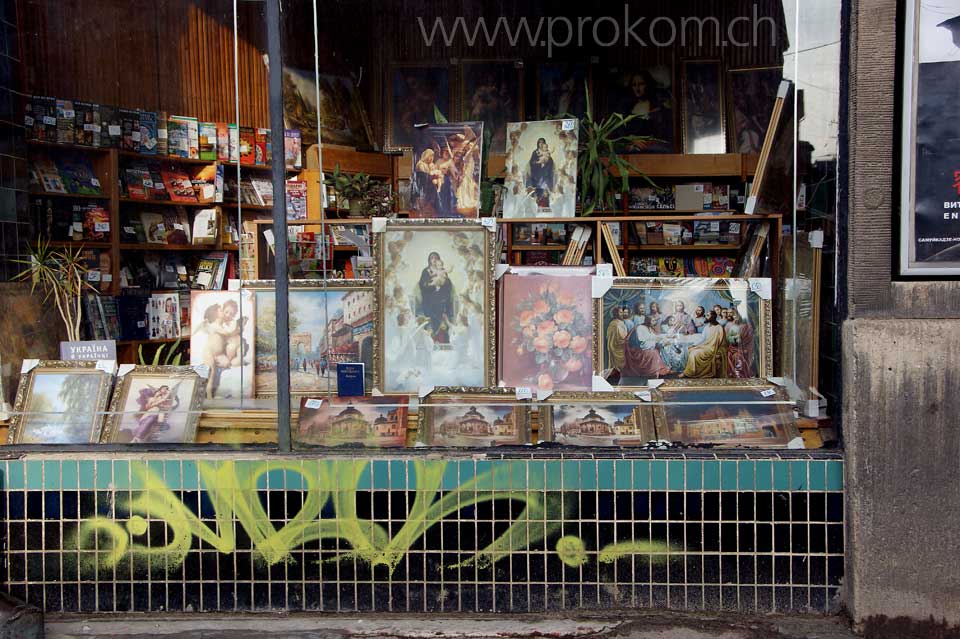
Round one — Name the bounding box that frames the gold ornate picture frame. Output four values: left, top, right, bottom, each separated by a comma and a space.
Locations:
592, 277, 773, 390
7, 360, 114, 444
537, 390, 657, 446
417, 386, 532, 447
652, 378, 800, 448
373, 219, 496, 394
101, 366, 205, 444
242, 279, 376, 397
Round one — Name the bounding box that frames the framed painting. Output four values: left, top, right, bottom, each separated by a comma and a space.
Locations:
538, 391, 657, 446
282, 67, 373, 149
726, 66, 782, 155
537, 62, 591, 119
374, 220, 495, 393
410, 121, 484, 218
101, 366, 205, 444
605, 63, 675, 152
189, 290, 255, 401
502, 119, 579, 218
245, 279, 375, 397
459, 60, 523, 151
385, 63, 452, 152
7, 360, 114, 444
295, 395, 409, 447
593, 277, 772, 389
681, 59, 726, 154
417, 386, 531, 447
652, 379, 800, 447
498, 268, 593, 392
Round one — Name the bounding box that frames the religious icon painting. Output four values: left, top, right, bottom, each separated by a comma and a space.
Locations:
459, 60, 523, 151
652, 379, 800, 448
100, 366, 205, 444
385, 63, 452, 152
605, 64, 675, 153
502, 119, 579, 218
7, 361, 114, 444
537, 62, 591, 120
410, 121, 483, 218
726, 66, 782, 155
374, 220, 496, 394
497, 267, 593, 393
295, 395, 409, 448
417, 387, 532, 447
537, 392, 657, 446
593, 277, 772, 390
189, 290, 255, 401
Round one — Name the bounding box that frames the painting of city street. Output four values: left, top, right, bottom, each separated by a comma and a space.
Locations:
539, 397, 656, 446
253, 284, 374, 396
295, 396, 409, 447
419, 391, 530, 447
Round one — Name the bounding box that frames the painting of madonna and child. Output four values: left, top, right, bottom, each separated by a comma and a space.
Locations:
295, 396, 409, 447
379, 224, 492, 393
502, 119, 579, 218
189, 291, 255, 400
410, 122, 483, 218
597, 278, 771, 389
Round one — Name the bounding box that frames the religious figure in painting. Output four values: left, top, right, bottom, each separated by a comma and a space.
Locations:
129, 384, 179, 443
605, 306, 629, 371
623, 313, 672, 378
416, 251, 456, 344
725, 308, 756, 378
527, 137, 556, 208
682, 310, 728, 378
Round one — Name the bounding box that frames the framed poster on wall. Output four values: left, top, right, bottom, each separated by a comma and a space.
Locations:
899, 0, 960, 275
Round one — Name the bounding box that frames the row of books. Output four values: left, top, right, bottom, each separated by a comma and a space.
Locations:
121, 161, 221, 203
627, 183, 742, 211
32, 197, 111, 242
26, 95, 303, 169
29, 153, 102, 195
633, 220, 742, 246
83, 291, 190, 342
119, 251, 233, 291
628, 256, 737, 278
121, 208, 222, 247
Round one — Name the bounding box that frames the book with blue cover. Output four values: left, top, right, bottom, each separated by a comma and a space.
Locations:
336, 362, 365, 397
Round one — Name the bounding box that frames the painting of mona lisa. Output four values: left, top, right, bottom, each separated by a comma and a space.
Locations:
375, 220, 496, 394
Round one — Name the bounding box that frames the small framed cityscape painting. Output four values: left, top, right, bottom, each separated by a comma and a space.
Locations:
538, 391, 657, 446
295, 396, 410, 447
652, 379, 801, 448
417, 387, 532, 447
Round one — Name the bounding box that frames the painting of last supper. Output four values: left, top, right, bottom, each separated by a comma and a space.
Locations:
376, 221, 494, 393
595, 277, 771, 389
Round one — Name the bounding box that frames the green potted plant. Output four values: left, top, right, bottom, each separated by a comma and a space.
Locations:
569, 84, 656, 215
362, 181, 397, 217
14, 240, 94, 343
323, 164, 373, 217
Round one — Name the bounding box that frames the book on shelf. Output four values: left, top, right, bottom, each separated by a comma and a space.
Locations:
191, 208, 219, 246
199, 121, 217, 161
30, 156, 66, 193
73, 100, 99, 146
216, 122, 230, 162
56, 156, 103, 195
351, 255, 375, 279
239, 126, 256, 165
138, 111, 159, 155
83, 292, 106, 341
735, 224, 770, 278
228, 124, 240, 163
97, 104, 121, 148
140, 212, 167, 244
117, 293, 150, 341
160, 168, 199, 203
98, 295, 121, 340
285, 180, 307, 221
168, 115, 199, 159
657, 256, 685, 277
191, 251, 228, 290
120, 219, 147, 244
82, 205, 110, 241
255, 127, 269, 165
284, 129, 302, 170
190, 163, 220, 203
122, 165, 149, 199
250, 178, 274, 206
147, 293, 182, 340
55, 99, 76, 145
26, 95, 58, 141
156, 111, 168, 156
119, 108, 140, 152
161, 208, 192, 245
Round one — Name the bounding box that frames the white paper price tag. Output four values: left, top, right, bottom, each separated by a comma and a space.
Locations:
809, 230, 824, 248
72, 222, 83, 232
24, 116, 34, 127
92, 124, 101, 133
95, 360, 117, 375
514, 387, 532, 400
193, 364, 210, 379
43, 116, 56, 125
131, 131, 141, 142
136, 321, 145, 328
83, 123, 95, 131
94, 222, 110, 232
63, 109, 75, 119
157, 129, 168, 139
595, 263, 614, 278
694, 184, 704, 192
86, 271, 101, 282
562, 119, 577, 131
760, 388, 776, 398
123, 226, 135, 234
117, 364, 136, 377
101, 274, 113, 282
748, 278, 772, 300
108, 125, 121, 136
304, 398, 323, 409
173, 223, 184, 231
481, 217, 496, 232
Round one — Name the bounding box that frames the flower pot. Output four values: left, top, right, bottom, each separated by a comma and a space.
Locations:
347, 200, 366, 218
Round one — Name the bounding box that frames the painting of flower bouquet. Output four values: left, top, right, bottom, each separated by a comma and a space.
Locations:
498, 270, 593, 392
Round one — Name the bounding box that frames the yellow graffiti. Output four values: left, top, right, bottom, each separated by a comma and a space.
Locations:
597, 541, 674, 564
74, 460, 562, 574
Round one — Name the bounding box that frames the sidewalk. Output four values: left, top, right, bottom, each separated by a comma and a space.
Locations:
44, 611, 858, 639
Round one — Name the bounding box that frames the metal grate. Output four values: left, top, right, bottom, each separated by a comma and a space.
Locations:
1, 452, 844, 613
